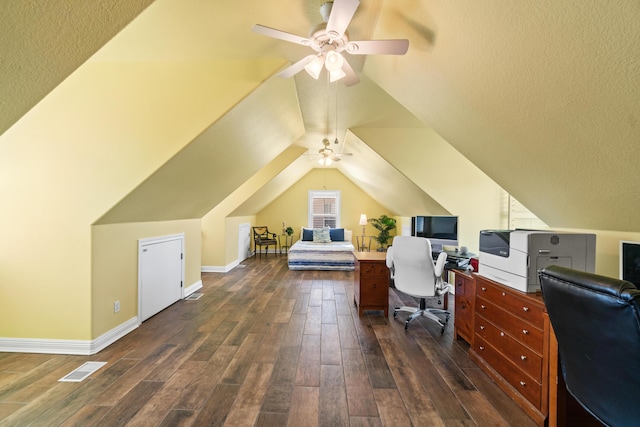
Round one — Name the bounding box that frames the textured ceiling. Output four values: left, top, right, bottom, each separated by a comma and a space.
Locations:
3, 0, 640, 232
0, 0, 155, 136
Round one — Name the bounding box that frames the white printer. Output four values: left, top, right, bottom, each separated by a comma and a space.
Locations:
478, 229, 596, 293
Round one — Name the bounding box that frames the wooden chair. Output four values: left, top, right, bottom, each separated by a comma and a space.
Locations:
252, 226, 278, 258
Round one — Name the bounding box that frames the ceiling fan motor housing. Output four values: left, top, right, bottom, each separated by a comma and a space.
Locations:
320, 2, 333, 22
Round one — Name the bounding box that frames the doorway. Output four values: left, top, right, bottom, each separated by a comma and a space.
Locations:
238, 223, 251, 263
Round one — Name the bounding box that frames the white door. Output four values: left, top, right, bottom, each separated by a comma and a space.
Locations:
139, 235, 183, 322
238, 223, 251, 262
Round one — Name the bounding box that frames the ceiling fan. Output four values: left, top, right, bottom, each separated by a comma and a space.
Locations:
251, 0, 409, 86
316, 137, 353, 165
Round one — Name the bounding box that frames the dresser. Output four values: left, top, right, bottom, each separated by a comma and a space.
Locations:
453, 270, 475, 344
469, 274, 549, 426
353, 251, 389, 316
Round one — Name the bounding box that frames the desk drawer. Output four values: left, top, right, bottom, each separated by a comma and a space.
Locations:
359, 278, 388, 304
454, 272, 474, 298
360, 263, 389, 278
476, 297, 543, 352
475, 318, 542, 381
474, 336, 541, 408
455, 295, 474, 341
476, 277, 544, 327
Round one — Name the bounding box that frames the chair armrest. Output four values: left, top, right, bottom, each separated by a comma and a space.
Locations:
434, 252, 448, 276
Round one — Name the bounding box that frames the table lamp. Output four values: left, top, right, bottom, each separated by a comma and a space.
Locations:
359, 214, 367, 250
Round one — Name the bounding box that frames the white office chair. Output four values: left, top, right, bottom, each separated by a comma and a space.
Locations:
386, 236, 452, 332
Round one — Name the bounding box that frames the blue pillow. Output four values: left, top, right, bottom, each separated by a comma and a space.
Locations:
302, 228, 314, 241
329, 228, 344, 241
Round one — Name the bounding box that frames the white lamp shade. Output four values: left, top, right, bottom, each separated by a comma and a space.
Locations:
324, 51, 344, 72
318, 157, 332, 166
304, 55, 324, 79
329, 68, 346, 82
359, 214, 368, 226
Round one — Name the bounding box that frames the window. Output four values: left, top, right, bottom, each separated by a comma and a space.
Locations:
308, 190, 340, 228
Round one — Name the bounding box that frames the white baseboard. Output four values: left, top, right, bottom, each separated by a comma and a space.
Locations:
183, 280, 203, 297
202, 259, 240, 273
0, 316, 139, 355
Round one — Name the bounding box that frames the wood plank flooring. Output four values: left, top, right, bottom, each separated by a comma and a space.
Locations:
0, 256, 538, 426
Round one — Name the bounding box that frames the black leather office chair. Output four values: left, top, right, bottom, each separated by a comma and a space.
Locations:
539, 265, 640, 427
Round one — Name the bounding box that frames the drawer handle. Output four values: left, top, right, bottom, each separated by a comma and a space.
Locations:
481, 304, 486, 309
522, 329, 529, 335
479, 346, 485, 350
461, 302, 467, 309
457, 281, 463, 287
501, 292, 506, 296
520, 381, 526, 386
521, 355, 527, 361
372, 284, 377, 289
523, 306, 530, 312
500, 332, 505, 337
481, 287, 487, 291
480, 325, 485, 330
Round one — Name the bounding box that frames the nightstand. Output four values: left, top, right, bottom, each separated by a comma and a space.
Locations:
353, 251, 389, 316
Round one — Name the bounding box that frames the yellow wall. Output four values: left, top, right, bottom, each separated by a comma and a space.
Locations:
257, 168, 392, 250
359, 128, 508, 254
200, 147, 306, 269
0, 57, 271, 340
91, 220, 201, 337
226, 216, 256, 265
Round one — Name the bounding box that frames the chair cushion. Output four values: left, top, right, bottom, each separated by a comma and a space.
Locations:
313, 227, 331, 243
329, 228, 344, 241
302, 227, 314, 241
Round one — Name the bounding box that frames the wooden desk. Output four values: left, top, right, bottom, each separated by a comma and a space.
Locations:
353, 251, 389, 316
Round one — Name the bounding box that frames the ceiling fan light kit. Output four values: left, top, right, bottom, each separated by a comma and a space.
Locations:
251, 0, 409, 86
304, 55, 325, 79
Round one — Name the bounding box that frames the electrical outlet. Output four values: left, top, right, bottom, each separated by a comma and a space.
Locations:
114, 300, 120, 313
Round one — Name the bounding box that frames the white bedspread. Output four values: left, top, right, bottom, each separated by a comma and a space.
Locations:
287, 240, 355, 270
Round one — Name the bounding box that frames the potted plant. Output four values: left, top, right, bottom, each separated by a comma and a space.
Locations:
368, 214, 397, 251
285, 226, 294, 236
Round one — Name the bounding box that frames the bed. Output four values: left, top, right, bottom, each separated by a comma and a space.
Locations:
287, 228, 355, 271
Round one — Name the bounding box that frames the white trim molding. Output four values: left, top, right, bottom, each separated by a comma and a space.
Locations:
0, 317, 139, 355
202, 259, 239, 273
183, 279, 203, 297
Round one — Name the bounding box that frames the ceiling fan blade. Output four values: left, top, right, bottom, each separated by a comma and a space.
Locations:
326, 0, 360, 40
341, 58, 360, 87
346, 39, 409, 55
251, 24, 312, 46
330, 155, 341, 162
277, 55, 317, 78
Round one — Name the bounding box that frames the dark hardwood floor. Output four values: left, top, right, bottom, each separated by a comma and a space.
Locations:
0, 256, 538, 426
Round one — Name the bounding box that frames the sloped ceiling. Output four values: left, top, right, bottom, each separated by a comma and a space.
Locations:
364, 0, 640, 231
0, 0, 155, 136
3, 0, 640, 232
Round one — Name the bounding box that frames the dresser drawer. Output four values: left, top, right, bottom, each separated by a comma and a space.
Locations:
474, 336, 541, 408
359, 278, 388, 304
475, 319, 542, 381
360, 262, 389, 278
476, 277, 544, 327
476, 297, 544, 352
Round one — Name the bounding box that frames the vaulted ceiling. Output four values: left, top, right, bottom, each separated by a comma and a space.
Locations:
2, 0, 640, 232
